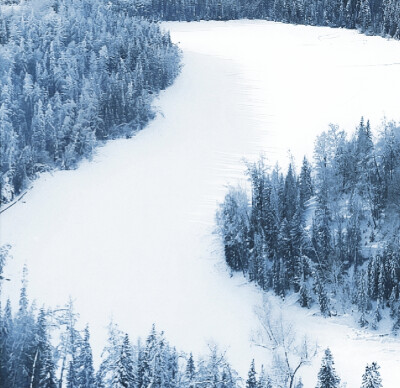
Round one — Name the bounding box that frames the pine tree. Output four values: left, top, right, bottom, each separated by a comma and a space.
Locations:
216, 187, 250, 273
140, 325, 158, 387
0, 299, 12, 387
345, 196, 362, 268
361, 362, 382, 388
246, 360, 257, 388
316, 348, 340, 388
278, 258, 287, 298
76, 326, 96, 387
359, 0, 372, 32
9, 266, 37, 388
221, 364, 237, 388
248, 157, 268, 233
311, 203, 332, 274
282, 163, 298, 222
264, 185, 279, 257
0, 9, 9, 44
314, 274, 330, 317
377, 263, 386, 305
257, 365, 272, 388
31, 99, 48, 166
272, 254, 281, 295
0, 102, 18, 202
371, 302, 382, 330
392, 304, 400, 334
389, 287, 397, 319
299, 281, 312, 308
67, 360, 78, 388
186, 352, 196, 384
290, 209, 308, 291
34, 309, 57, 388
114, 334, 135, 388
97, 322, 124, 387
358, 271, 369, 327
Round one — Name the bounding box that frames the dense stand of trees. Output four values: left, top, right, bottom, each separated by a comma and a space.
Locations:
217, 118, 400, 330
0, 248, 384, 387
123, 0, 400, 39
1, 0, 398, 385
0, 250, 240, 388
0, 0, 180, 204
0, 307, 239, 388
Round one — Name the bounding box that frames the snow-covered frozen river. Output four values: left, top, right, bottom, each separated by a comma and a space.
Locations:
2, 21, 400, 386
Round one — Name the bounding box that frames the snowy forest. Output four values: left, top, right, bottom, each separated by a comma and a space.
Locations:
217, 118, 400, 331
1, 0, 400, 386
0, 0, 180, 204
0, 246, 384, 387
125, 0, 400, 38
0, 251, 239, 388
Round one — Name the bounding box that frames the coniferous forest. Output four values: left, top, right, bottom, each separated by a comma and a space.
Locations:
0, 249, 239, 387
2, 0, 400, 203
217, 118, 400, 331
1, 0, 399, 386
124, 0, 400, 39
0, 246, 385, 387
0, 0, 180, 204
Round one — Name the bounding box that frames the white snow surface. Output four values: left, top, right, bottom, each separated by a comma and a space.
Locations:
2, 20, 400, 386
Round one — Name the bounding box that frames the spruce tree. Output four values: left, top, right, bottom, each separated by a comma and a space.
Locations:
221, 364, 237, 388
32, 309, 58, 388
9, 267, 37, 388
76, 326, 96, 387
0, 299, 12, 386
67, 360, 78, 388
316, 348, 340, 388
392, 304, 400, 334
389, 287, 397, 319
314, 274, 331, 317
299, 156, 313, 209
246, 360, 257, 388
371, 302, 382, 330
299, 281, 312, 308
361, 362, 382, 388
186, 352, 196, 384
258, 365, 272, 388
283, 163, 298, 222
114, 334, 135, 388
358, 271, 369, 327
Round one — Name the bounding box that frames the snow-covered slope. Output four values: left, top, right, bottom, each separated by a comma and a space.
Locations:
2, 21, 400, 386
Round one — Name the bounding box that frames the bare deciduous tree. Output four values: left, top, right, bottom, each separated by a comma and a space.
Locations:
251, 298, 317, 388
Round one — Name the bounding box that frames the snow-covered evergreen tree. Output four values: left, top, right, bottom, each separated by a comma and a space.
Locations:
257, 365, 272, 388
76, 326, 96, 387
113, 334, 135, 388
299, 281, 312, 308
316, 348, 340, 388
186, 352, 196, 385
246, 359, 257, 388
361, 362, 383, 388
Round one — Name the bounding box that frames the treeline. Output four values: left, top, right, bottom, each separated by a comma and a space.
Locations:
122, 0, 400, 38
0, 247, 240, 388
0, 246, 386, 387
0, 0, 180, 204
245, 350, 383, 388
217, 118, 400, 330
